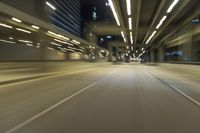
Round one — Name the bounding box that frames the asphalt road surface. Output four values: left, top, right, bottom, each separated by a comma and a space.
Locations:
0, 63, 200, 133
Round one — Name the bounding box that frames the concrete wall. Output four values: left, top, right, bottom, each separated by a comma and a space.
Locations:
0, 0, 46, 20
0, 42, 66, 61
159, 23, 200, 62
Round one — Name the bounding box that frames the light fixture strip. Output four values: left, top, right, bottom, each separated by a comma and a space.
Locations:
156, 16, 167, 29
0, 39, 16, 44
46, 1, 56, 10
0, 22, 13, 29
146, 30, 157, 44
18, 39, 32, 43
121, 31, 125, 38
123, 37, 127, 43
26, 44, 33, 47
12, 17, 22, 23
31, 25, 40, 29
108, 0, 120, 26
47, 47, 55, 50
48, 31, 70, 40
126, 0, 131, 15
130, 31, 133, 44
16, 28, 31, 34
51, 42, 62, 47
167, 0, 179, 13
128, 17, 132, 30
72, 40, 80, 44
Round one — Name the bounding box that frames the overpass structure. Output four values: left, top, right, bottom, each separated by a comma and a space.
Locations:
0, 1, 200, 133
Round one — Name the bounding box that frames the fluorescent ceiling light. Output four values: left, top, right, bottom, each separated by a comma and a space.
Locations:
67, 46, 73, 49
121, 31, 125, 38
108, 0, 120, 26
121, 31, 127, 43
12, 17, 22, 23
128, 17, 132, 30
47, 47, 55, 50
101, 50, 105, 53
31, 25, 40, 29
9, 37, 14, 40
0, 39, 16, 44
26, 44, 33, 47
66, 49, 75, 52
48, 31, 56, 35
54, 39, 67, 44
126, 0, 131, 15
18, 40, 32, 43
48, 31, 69, 40
51, 42, 62, 46
0, 22, 13, 29
123, 37, 127, 43
130, 31, 133, 44
167, 0, 179, 13
72, 40, 80, 44
131, 46, 133, 51
146, 30, 157, 44
156, 16, 167, 29
16, 28, 31, 34
46, 1, 56, 10
57, 35, 69, 40
66, 42, 74, 46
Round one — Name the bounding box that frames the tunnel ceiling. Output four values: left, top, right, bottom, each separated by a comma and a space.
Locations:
82, 0, 200, 49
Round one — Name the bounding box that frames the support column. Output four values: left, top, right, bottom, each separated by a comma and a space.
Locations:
108, 44, 113, 62
150, 51, 155, 62
158, 47, 165, 62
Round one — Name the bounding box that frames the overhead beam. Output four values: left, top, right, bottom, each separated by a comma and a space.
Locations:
158, 4, 200, 45
134, 0, 142, 44
149, 0, 191, 45
141, 0, 166, 46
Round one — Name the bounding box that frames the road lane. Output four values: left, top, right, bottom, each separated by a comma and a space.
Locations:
0, 65, 115, 132
4, 65, 200, 133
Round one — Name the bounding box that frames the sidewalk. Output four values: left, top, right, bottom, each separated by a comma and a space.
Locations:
0, 61, 112, 86
0, 69, 60, 85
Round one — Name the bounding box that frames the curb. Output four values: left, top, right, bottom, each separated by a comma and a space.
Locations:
0, 73, 58, 86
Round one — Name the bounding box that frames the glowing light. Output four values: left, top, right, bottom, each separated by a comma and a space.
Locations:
126, 0, 131, 15
12, 17, 22, 23
0, 39, 15, 44
156, 16, 167, 29
108, 0, 120, 26
16, 28, 31, 34
46, 1, 56, 10
0, 22, 13, 29
31, 25, 40, 29
167, 0, 179, 13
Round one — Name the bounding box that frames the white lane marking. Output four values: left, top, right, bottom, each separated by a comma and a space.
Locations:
5, 70, 116, 133
148, 71, 200, 107
168, 84, 200, 106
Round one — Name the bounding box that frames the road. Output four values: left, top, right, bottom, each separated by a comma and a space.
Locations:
0, 63, 200, 133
